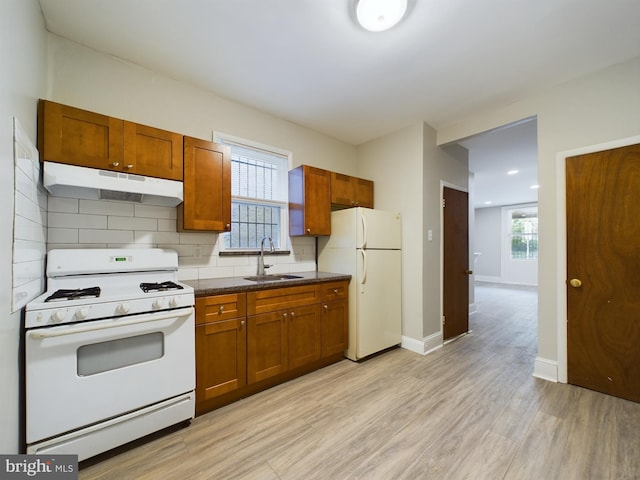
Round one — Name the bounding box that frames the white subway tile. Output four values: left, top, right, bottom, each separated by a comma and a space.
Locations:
47, 196, 79, 213
80, 199, 134, 216
48, 228, 79, 244
48, 212, 107, 229
179, 232, 217, 245
134, 204, 177, 219
80, 229, 134, 244
157, 219, 178, 232
134, 231, 180, 244
12, 239, 46, 263
109, 216, 157, 231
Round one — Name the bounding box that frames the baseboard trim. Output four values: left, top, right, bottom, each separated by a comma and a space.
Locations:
475, 275, 502, 283
402, 331, 442, 356
533, 357, 558, 382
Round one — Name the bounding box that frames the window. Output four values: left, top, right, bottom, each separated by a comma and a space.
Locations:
509, 206, 538, 259
217, 137, 290, 251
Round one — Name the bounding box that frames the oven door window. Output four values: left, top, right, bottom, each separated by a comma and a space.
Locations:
77, 332, 164, 376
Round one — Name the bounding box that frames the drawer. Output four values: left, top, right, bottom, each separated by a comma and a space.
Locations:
247, 284, 321, 315
196, 293, 247, 325
320, 280, 349, 303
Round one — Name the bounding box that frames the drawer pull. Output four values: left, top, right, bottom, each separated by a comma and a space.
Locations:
333, 289, 338, 294
218, 305, 224, 314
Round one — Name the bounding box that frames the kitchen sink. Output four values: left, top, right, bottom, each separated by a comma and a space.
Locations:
243, 274, 303, 282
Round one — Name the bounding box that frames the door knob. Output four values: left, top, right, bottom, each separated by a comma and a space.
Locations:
569, 278, 582, 288
465, 270, 473, 275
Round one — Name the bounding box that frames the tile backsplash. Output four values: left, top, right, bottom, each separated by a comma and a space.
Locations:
46, 196, 317, 280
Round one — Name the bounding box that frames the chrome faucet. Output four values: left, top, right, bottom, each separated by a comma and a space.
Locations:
257, 236, 275, 275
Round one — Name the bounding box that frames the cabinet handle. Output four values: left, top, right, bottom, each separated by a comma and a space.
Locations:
290, 311, 295, 318
323, 304, 328, 311
111, 162, 120, 167
283, 313, 288, 319
125, 164, 134, 170
226, 224, 231, 230
240, 320, 245, 327
333, 289, 338, 294
306, 228, 311, 234
218, 305, 224, 314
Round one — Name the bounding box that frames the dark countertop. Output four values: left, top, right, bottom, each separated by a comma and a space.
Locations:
183, 271, 351, 297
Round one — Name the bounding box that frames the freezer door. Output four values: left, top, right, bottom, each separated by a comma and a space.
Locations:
356, 208, 402, 250
355, 249, 402, 358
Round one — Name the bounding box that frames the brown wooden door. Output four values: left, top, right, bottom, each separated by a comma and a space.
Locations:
287, 305, 322, 369
443, 186, 469, 340
566, 143, 640, 402
39, 99, 123, 170
123, 122, 183, 180
181, 136, 231, 231
354, 178, 374, 208
321, 299, 348, 357
247, 311, 288, 383
289, 165, 331, 236
195, 318, 247, 403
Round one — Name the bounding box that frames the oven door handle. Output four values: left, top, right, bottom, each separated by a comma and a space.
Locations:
27, 307, 194, 339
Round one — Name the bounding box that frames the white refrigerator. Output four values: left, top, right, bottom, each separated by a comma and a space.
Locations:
318, 208, 402, 360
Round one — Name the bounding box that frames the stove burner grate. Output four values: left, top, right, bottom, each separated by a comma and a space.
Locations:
140, 281, 184, 293
45, 287, 101, 302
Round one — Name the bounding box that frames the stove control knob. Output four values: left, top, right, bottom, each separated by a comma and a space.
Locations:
76, 308, 90, 320
52, 309, 67, 323
169, 297, 179, 308
153, 298, 165, 309
116, 302, 131, 315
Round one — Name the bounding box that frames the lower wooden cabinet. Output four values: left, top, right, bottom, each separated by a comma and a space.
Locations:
195, 280, 349, 415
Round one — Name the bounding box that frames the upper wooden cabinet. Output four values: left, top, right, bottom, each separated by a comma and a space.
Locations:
180, 136, 231, 231
331, 172, 374, 209
123, 122, 183, 180
38, 100, 183, 181
288, 165, 331, 236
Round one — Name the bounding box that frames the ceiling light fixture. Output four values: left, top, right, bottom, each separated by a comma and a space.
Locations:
507, 169, 519, 175
356, 0, 408, 32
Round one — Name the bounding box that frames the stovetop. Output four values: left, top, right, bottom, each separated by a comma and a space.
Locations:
25, 248, 194, 329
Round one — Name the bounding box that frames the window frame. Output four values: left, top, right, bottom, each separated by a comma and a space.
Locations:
213, 132, 291, 253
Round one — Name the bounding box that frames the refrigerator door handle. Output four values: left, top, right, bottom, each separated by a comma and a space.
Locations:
360, 249, 367, 286
360, 213, 367, 249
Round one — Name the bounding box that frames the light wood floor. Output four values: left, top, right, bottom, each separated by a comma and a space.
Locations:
79, 282, 640, 479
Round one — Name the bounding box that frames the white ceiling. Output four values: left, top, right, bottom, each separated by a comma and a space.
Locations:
38, 0, 640, 147
461, 118, 538, 208
36, 0, 640, 209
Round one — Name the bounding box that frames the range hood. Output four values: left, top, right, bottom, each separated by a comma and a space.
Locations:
43, 162, 183, 207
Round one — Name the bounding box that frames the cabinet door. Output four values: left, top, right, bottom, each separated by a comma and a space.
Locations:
123, 122, 183, 180
39, 100, 123, 170
287, 305, 322, 369
330, 172, 354, 206
354, 178, 374, 208
196, 293, 246, 325
195, 318, 247, 402
247, 284, 321, 316
182, 136, 231, 231
322, 299, 348, 357
289, 165, 331, 236
247, 311, 288, 383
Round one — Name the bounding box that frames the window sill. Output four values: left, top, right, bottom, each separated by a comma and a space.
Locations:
219, 250, 291, 257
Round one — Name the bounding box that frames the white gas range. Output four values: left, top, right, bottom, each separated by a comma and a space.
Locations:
25, 248, 195, 461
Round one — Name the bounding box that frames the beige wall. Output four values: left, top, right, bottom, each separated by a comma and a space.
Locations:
47, 35, 357, 175
0, 0, 47, 453
438, 56, 640, 373
356, 122, 468, 345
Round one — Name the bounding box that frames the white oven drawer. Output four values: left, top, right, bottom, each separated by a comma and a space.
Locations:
26, 307, 195, 444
